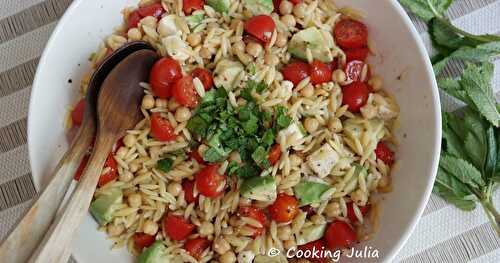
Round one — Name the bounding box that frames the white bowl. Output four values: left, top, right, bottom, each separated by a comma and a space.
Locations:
28, 0, 441, 262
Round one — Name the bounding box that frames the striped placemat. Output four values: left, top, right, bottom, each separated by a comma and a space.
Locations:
0, 0, 499, 262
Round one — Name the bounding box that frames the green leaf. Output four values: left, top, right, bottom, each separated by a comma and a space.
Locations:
202, 148, 225, 163
187, 115, 208, 138
438, 78, 472, 104
157, 158, 174, 173
460, 63, 500, 127
261, 129, 275, 146
433, 167, 477, 211
485, 126, 498, 179
399, 0, 453, 21
237, 162, 260, 178
275, 106, 292, 129
252, 146, 270, 168
439, 154, 485, 188
442, 112, 468, 160
433, 42, 500, 76
429, 18, 471, 49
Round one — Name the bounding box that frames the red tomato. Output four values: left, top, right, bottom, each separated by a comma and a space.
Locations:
191, 68, 213, 90
173, 76, 199, 108
182, 179, 198, 204
268, 144, 281, 165
74, 154, 90, 181
289, 0, 302, 4
310, 60, 332, 85
195, 165, 226, 198
133, 233, 156, 250
297, 240, 328, 263
183, 0, 204, 15
163, 214, 195, 241
137, 3, 165, 18
127, 11, 142, 29
345, 60, 365, 82
346, 202, 371, 223
239, 206, 268, 237
272, 0, 281, 11
375, 142, 395, 165
342, 82, 370, 112
98, 153, 118, 187
244, 15, 275, 43
269, 193, 299, 223
334, 19, 368, 49
71, 99, 85, 126
326, 59, 338, 72
184, 238, 210, 259
189, 150, 205, 164
324, 221, 357, 249
150, 113, 177, 142
149, 57, 182, 99
346, 48, 369, 63
282, 62, 310, 87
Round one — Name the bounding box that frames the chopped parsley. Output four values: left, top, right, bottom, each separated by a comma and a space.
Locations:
157, 158, 174, 173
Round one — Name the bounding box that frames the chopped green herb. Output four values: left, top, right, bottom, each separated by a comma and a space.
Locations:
157, 158, 174, 173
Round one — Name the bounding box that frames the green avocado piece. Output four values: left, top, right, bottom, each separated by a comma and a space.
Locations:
89, 188, 122, 226
288, 27, 334, 63
137, 241, 168, 263
244, 0, 274, 15
240, 176, 277, 201
293, 180, 332, 205
185, 13, 204, 31
296, 224, 327, 245
207, 0, 230, 13
213, 59, 244, 90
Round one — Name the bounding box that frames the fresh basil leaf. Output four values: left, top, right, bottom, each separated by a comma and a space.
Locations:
157, 158, 174, 173
485, 126, 498, 179
440, 154, 485, 188
399, 0, 453, 22
433, 42, 500, 76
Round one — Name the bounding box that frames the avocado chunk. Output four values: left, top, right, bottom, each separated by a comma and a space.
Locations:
158, 15, 182, 37
207, 0, 230, 13
89, 188, 122, 226
244, 0, 274, 15
294, 180, 332, 205
288, 27, 334, 63
240, 176, 277, 202
296, 224, 327, 245
306, 143, 339, 178
213, 59, 244, 90
137, 241, 168, 263
185, 12, 204, 31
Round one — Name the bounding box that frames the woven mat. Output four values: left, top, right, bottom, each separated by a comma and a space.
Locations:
0, 0, 499, 262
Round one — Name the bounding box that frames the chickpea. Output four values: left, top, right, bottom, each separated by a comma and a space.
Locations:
199, 221, 214, 236
213, 236, 231, 255
245, 42, 263, 58
142, 94, 155, 109
332, 69, 346, 83
143, 220, 159, 235
281, 14, 296, 28
300, 84, 314, 98
174, 107, 192, 122
167, 182, 182, 196
328, 117, 343, 133
325, 202, 341, 218
368, 75, 383, 91
275, 33, 287, 48
279, 0, 293, 15
116, 146, 128, 159
200, 47, 212, 59
277, 225, 292, 240
351, 189, 368, 206
187, 33, 202, 47
293, 3, 306, 19
220, 251, 237, 263
289, 154, 302, 167
378, 175, 391, 189
155, 98, 168, 108
127, 28, 142, 41
107, 224, 124, 237
119, 170, 134, 182
128, 193, 142, 208
123, 134, 136, 148
232, 41, 245, 53
304, 117, 319, 133
168, 98, 180, 111
140, 16, 157, 28
264, 53, 279, 66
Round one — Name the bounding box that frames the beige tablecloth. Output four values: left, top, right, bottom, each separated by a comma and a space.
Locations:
1, 0, 499, 262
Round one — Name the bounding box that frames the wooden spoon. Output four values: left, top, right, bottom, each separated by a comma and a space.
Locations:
0, 41, 154, 263
28, 49, 159, 263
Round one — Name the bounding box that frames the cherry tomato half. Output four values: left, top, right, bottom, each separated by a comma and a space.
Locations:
297, 240, 329, 263
375, 141, 395, 165
345, 60, 365, 82
163, 214, 195, 241
183, 0, 204, 15
173, 75, 200, 108
347, 202, 371, 223
342, 82, 370, 113
244, 15, 276, 43
149, 57, 182, 99
184, 238, 210, 259
269, 193, 299, 223
97, 153, 118, 187
191, 68, 213, 90
137, 3, 164, 18
310, 60, 332, 85
324, 221, 357, 249
127, 11, 142, 29
334, 19, 368, 49
239, 206, 268, 237
133, 233, 156, 250
71, 99, 86, 126
150, 113, 177, 142
182, 179, 198, 204
268, 144, 282, 166
195, 165, 226, 198
282, 62, 310, 87
345, 48, 369, 63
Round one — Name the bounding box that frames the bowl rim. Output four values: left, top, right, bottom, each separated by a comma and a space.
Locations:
27, 0, 442, 262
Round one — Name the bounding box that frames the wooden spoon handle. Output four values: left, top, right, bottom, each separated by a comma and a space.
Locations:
0, 121, 94, 263
28, 133, 115, 263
